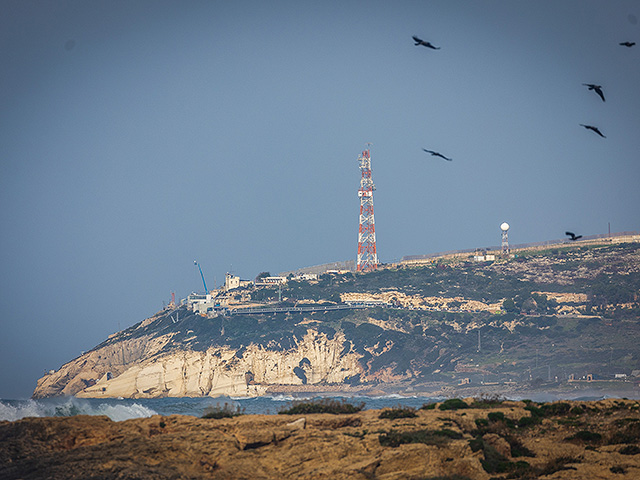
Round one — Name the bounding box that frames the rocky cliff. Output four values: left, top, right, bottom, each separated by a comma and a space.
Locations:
34, 312, 363, 398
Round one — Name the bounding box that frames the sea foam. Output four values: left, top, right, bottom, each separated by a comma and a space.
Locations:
0, 397, 157, 422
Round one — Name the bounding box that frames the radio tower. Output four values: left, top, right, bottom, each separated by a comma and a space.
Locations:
356, 146, 379, 272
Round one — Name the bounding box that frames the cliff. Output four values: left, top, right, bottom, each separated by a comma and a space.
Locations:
34, 317, 362, 399
2, 398, 640, 479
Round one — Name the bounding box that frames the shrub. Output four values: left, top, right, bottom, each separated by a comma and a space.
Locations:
475, 418, 489, 428
471, 394, 506, 408
278, 398, 365, 415
488, 411, 506, 423
438, 398, 469, 411
540, 402, 571, 417
567, 430, 602, 443
202, 402, 245, 419
379, 428, 461, 447
433, 428, 464, 439
619, 445, 640, 455
421, 402, 437, 410
537, 456, 580, 476
570, 406, 584, 415
524, 404, 543, 418
517, 415, 541, 428
610, 465, 626, 474
379, 406, 418, 420
468, 437, 484, 452
506, 436, 536, 457
608, 419, 640, 444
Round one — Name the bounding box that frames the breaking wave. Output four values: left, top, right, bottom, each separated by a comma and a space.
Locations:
0, 397, 157, 422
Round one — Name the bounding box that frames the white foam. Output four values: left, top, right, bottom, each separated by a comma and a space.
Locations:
0, 399, 48, 421
0, 398, 157, 422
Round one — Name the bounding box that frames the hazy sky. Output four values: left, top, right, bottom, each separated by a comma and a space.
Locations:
1, 1, 639, 398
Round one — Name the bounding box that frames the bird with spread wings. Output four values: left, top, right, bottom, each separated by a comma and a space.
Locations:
422, 149, 452, 161
583, 83, 605, 102
580, 124, 606, 138
412, 36, 440, 49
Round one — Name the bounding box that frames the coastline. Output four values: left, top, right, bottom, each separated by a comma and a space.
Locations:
2, 398, 640, 479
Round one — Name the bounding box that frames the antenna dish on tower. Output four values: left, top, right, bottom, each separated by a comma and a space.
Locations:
501, 222, 510, 231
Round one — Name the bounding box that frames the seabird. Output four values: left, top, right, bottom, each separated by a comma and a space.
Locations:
412, 36, 440, 49
619, 41, 636, 47
583, 83, 605, 102
565, 232, 583, 241
422, 148, 452, 161
580, 124, 606, 138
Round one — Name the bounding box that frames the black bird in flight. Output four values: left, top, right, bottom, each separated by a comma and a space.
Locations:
565, 231, 583, 241
580, 124, 606, 138
422, 148, 452, 161
583, 83, 605, 102
620, 41, 636, 47
412, 36, 440, 49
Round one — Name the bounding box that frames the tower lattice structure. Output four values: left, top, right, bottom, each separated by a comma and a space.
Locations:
356, 148, 379, 272
501, 229, 510, 254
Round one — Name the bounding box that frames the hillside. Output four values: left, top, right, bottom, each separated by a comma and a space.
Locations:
33, 241, 640, 399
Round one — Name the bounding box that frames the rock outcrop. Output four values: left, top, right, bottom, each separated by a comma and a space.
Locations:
34, 318, 362, 399
3, 399, 640, 480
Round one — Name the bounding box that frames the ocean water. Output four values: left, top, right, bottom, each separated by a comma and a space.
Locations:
2, 391, 622, 422
0, 394, 445, 422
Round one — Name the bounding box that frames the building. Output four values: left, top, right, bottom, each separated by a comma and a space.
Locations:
225, 273, 251, 291
254, 276, 287, 286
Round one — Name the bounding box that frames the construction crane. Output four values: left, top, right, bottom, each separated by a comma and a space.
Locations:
194, 260, 208, 293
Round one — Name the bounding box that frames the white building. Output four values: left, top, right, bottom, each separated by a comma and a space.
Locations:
225, 273, 251, 291
254, 276, 287, 286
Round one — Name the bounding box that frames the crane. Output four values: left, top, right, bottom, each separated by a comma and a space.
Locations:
194, 260, 208, 293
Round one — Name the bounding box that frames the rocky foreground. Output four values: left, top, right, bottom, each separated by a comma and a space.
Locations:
2, 399, 640, 479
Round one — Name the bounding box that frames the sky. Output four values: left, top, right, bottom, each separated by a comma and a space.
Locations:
1, 0, 639, 398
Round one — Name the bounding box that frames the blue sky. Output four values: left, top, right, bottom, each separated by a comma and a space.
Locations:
1, 1, 639, 398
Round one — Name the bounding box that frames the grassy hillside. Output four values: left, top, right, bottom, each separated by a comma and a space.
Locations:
96, 241, 640, 394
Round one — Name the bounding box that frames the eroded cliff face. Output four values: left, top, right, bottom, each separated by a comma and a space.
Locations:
34, 323, 363, 399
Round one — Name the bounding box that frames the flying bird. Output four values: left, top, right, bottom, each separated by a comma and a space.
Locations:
582, 83, 605, 102
412, 36, 440, 49
422, 148, 452, 161
565, 232, 583, 241
619, 41, 636, 47
580, 124, 606, 138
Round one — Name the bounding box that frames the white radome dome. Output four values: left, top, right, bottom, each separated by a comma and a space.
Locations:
500, 222, 510, 231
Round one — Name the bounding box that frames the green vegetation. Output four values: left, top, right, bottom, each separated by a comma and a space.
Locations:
470, 394, 506, 408
378, 406, 418, 420
536, 456, 581, 476
438, 399, 469, 411
566, 430, 602, 443
379, 428, 462, 447
278, 398, 365, 415
619, 445, 640, 455
107, 241, 640, 394
202, 403, 245, 419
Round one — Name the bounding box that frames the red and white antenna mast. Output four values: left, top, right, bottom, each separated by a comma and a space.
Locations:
356, 145, 379, 272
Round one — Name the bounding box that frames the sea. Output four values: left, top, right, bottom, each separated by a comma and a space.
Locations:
0, 395, 444, 422
1, 391, 622, 423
